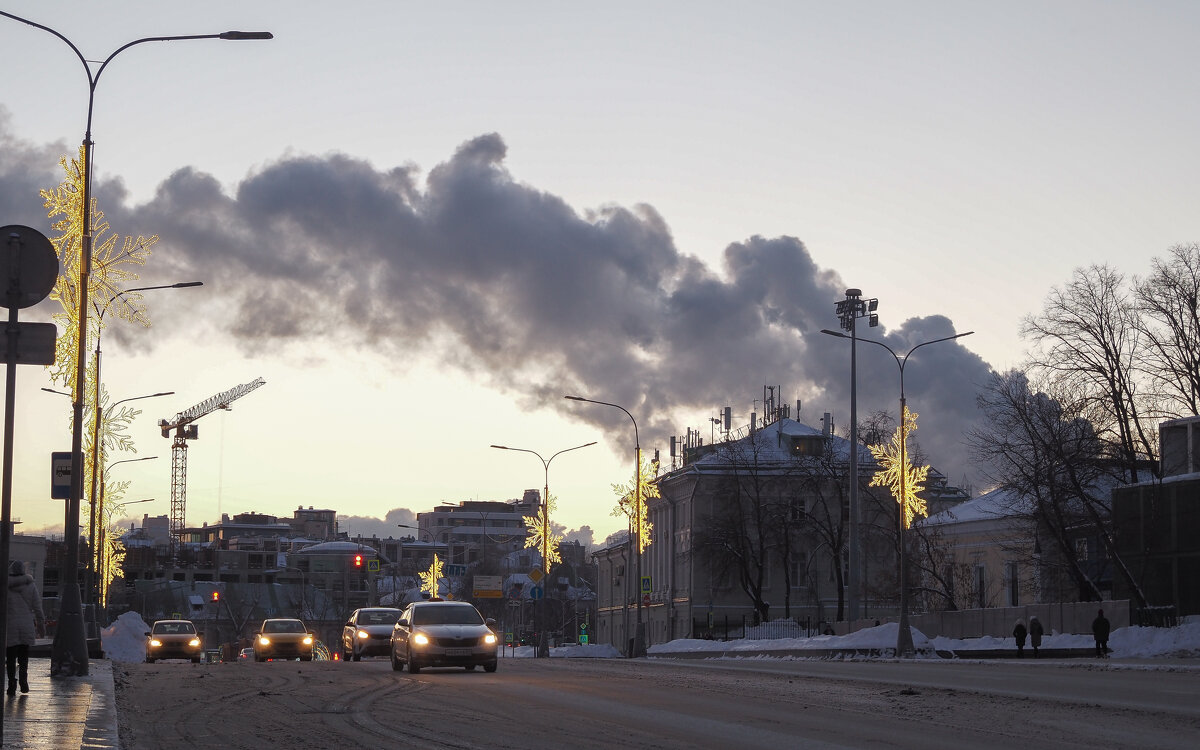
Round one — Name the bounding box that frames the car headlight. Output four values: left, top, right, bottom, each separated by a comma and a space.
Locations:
413, 633, 430, 646
259, 636, 271, 646
357, 630, 370, 639
149, 639, 162, 648
303, 636, 313, 645
484, 633, 497, 645
189, 638, 201, 647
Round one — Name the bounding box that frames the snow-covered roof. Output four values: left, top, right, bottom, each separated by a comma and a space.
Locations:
292, 540, 379, 556
922, 486, 1028, 526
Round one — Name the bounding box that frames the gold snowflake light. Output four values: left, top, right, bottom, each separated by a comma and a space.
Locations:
610, 454, 658, 553
868, 405, 931, 529
421, 553, 444, 598
524, 496, 563, 568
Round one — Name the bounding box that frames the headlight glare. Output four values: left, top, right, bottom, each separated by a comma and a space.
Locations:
149, 639, 162, 648
413, 633, 430, 646
189, 638, 201, 647
259, 636, 271, 646
357, 630, 369, 639
484, 633, 497, 645
303, 636, 313, 645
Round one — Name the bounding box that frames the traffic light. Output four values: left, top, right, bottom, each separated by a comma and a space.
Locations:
353, 554, 363, 568
212, 591, 220, 602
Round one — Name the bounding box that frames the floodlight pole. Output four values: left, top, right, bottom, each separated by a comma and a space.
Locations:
834, 288, 878, 624
820, 328, 973, 657
0, 9, 271, 677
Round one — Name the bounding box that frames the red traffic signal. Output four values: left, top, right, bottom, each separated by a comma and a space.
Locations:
353, 554, 363, 568
212, 591, 220, 602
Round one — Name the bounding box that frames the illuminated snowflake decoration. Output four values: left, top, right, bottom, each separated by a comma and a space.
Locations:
39, 148, 159, 601
41, 147, 159, 387
421, 553, 444, 598
868, 405, 931, 529
523, 495, 562, 568
610, 455, 658, 553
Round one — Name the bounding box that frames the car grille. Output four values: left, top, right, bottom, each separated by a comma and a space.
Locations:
433, 635, 482, 648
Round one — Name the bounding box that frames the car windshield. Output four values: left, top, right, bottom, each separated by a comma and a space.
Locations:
411, 605, 484, 626
264, 620, 306, 633
153, 622, 196, 635
357, 610, 401, 626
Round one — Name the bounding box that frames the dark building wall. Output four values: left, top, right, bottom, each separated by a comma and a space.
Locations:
1113, 477, 1200, 617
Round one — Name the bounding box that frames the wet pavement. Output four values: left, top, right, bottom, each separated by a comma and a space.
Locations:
1, 658, 118, 749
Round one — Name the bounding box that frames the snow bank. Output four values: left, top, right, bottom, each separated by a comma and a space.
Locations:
102, 611, 151, 663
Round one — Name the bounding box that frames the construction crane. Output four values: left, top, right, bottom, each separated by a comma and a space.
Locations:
159, 377, 266, 555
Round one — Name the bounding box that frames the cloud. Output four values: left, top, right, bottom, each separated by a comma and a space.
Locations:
1, 114, 994, 490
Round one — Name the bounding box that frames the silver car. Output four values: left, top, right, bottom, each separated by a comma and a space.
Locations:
390, 600, 498, 674
341, 607, 402, 661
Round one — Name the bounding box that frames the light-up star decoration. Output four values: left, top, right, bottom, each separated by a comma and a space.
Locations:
868, 405, 931, 529
421, 553, 444, 598
524, 496, 563, 568
610, 456, 658, 553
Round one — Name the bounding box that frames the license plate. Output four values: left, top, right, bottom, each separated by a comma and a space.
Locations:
445, 648, 472, 656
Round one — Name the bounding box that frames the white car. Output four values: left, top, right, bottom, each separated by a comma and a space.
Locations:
390, 600, 498, 674
341, 607, 402, 661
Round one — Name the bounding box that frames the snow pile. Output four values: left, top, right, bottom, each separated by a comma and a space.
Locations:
102, 611, 151, 663
648, 622, 931, 654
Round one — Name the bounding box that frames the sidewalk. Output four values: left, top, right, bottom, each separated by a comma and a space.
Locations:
1, 658, 119, 749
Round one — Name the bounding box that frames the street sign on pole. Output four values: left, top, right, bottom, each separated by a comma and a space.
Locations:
530, 585, 544, 600
641, 575, 652, 593
51, 452, 72, 500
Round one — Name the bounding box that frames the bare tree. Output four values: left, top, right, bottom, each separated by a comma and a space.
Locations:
969, 370, 1149, 607
1134, 243, 1200, 417
1021, 264, 1157, 483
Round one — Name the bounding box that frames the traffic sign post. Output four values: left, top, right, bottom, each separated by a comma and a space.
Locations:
1, 225, 61, 688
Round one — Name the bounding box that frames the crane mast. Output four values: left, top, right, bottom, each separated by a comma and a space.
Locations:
159, 377, 265, 557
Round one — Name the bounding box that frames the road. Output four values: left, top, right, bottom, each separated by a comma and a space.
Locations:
113, 655, 1200, 749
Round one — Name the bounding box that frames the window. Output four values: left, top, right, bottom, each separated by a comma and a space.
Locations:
1006, 562, 1019, 607
789, 498, 806, 522
789, 552, 807, 588
975, 565, 986, 609
1075, 538, 1089, 561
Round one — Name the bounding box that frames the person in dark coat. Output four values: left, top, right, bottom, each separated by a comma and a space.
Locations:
6, 560, 46, 695
1028, 616, 1044, 658
1013, 619, 1028, 657
1092, 609, 1111, 657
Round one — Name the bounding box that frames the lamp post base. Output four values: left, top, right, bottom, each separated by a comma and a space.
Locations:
633, 621, 647, 658
49, 582, 89, 676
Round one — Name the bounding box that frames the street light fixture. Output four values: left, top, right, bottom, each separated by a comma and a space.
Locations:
0, 9, 271, 677
563, 394, 649, 657
821, 328, 973, 657
490, 441, 596, 657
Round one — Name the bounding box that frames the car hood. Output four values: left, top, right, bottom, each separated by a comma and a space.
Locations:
357, 625, 396, 636
410, 624, 490, 638
261, 632, 309, 641
150, 633, 199, 643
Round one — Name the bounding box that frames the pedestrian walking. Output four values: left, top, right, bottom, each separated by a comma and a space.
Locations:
1028, 616, 1044, 658
6, 560, 46, 695
1013, 619, 1028, 657
1092, 608, 1111, 657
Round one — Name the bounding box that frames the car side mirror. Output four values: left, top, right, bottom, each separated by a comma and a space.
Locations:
397, 618, 409, 627
144, 631, 151, 637
485, 618, 497, 627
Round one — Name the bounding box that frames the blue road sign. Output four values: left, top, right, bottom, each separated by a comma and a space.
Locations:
530, 585, 544, 600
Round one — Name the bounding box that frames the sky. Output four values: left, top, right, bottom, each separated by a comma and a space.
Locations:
2, 2, 1199, 547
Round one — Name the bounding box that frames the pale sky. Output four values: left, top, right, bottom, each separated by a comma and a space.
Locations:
2, 1, 1198, 545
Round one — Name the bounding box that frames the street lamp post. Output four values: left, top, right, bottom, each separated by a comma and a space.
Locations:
834, 289, 878, 624
88, 282, 201, 604
1, 9, 271, 678
563, 395, 648, 658
94, 456, 158, 613
821, 328, 973, 657
490, 441, 596, 657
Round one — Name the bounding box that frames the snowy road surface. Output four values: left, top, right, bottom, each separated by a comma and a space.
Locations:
114, 655, 1200, 749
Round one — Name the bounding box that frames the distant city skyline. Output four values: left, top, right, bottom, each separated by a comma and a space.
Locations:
2, 2, 1197, 543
